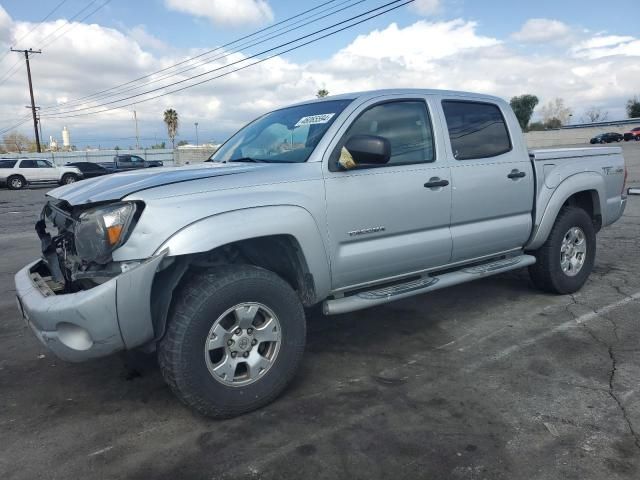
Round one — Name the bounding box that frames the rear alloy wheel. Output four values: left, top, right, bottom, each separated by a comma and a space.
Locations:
529, 206, 596, 294
7, 175, 25, 190
159, 265, 306, 418
61, 173, 78, 185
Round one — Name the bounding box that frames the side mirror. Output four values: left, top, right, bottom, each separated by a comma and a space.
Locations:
343, 135, 391, 167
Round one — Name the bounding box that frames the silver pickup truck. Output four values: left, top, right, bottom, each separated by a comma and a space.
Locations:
14, 89, 627, 418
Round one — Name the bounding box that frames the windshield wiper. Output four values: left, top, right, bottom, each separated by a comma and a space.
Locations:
228, 157, 267, 163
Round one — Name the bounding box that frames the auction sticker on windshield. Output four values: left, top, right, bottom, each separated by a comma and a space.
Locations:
295, 113, 335, 127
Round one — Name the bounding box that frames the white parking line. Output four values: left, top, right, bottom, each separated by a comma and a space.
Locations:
466, 291, 640, 371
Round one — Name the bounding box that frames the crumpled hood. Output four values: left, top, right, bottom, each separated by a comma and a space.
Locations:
47, 162, 261, 205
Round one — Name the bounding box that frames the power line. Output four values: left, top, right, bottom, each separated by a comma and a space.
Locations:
40, 0, 365, 111
36, 0, 101, 46
0, 115, 33, 136
13, 0, 70, 47
39, 0, 113, 50
39, 0, 347, 111
0, 59, 23, 86
42, 0, 412, 119
0, 0, 67, 69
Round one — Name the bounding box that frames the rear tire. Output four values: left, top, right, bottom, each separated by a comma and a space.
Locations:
528, 206, 596, 294
61, 173, 78, 185
158, 265, 306, 418
7, 175, 25, 190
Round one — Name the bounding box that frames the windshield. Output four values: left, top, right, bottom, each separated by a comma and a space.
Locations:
211, 99, 353, 163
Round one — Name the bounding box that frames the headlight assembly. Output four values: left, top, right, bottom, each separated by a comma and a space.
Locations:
74, 202, 140, 263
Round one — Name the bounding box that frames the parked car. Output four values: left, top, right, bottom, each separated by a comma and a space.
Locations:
623, 126, 640, 141
98, 154, 163, 172
590, 132, 623, 144
65, 161, 110, 179
15, 89, 627, 418
0, 158, 82, 190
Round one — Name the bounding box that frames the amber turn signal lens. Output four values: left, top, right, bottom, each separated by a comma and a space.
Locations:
106, 225, 123, 246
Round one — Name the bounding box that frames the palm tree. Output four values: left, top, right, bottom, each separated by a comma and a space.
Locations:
163, 109, 179, 148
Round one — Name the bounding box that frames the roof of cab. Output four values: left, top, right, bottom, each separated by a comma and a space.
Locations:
289, 88, 506, 107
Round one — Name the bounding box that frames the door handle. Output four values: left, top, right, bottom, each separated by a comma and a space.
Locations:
507, 170, 526, 179
424, 178, 449, 188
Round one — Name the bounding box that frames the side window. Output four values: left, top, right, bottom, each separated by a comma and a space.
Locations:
131, 156, 143, 163
335, 101, 435, 169
20, 160, 38, 168
37, 160, 53, 168
442, 100, 512, 160
0, 160, 17, 168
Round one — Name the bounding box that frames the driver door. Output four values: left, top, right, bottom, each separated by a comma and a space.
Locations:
36, 160, 58, 180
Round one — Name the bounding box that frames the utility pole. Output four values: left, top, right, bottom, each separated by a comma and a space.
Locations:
25, 105, 43, 151
12, 48, 42, 152
133, 108, 140, 149
194, 122, 199, 146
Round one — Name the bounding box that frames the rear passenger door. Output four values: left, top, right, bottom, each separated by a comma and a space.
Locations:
439, 99, 534, 262
324, 97, 452, 289
17, 160, 39, 181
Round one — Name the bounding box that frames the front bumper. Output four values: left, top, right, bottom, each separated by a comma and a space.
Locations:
14, 254, 165, 362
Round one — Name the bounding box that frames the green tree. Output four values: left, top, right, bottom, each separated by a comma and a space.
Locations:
163, 108, 179, 148
177, 140, 189, 147
509, 94, 539, 130
627, 96, 640, 118
316, 88, 329, 98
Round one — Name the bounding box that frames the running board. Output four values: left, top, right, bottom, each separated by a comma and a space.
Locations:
322, 254, 536, 315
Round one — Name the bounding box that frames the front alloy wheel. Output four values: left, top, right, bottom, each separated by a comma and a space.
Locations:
205, 302, 282, 386
159, 265, 306, 418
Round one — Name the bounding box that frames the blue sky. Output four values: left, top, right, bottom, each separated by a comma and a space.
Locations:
0, 0, 638, 147
4, 0, 636, 54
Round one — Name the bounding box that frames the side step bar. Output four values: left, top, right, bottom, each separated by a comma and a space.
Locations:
322, 254, 536, 315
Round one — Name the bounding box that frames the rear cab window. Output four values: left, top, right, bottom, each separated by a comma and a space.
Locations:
441, 100, 512, 160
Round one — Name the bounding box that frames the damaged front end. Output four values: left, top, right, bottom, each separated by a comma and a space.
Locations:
35, 199, 144, 293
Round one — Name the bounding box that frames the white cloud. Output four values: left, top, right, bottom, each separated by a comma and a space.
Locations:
512, 18, 571, 43
164, 0, 273, 27
0, 5, 11, 43
128, 25, 169, 52
409, 0, 440, 16
571, 35, 640, 59
1, 12, 639, 147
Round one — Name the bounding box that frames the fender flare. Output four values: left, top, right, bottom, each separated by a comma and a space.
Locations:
526, 172, 605, 250
154, 205, 332, 300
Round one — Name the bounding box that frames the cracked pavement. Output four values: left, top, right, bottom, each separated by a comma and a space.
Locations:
0, 142, 639, 479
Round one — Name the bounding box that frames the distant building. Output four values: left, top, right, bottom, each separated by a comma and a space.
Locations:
62, 126, 71, 150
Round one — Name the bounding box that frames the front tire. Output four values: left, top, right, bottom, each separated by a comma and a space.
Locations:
7, 175, 25, 190
528, 206, 596, 294
158, 265, 306, 418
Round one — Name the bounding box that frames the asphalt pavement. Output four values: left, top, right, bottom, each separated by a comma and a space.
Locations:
1, 142, 639, 479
